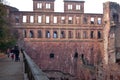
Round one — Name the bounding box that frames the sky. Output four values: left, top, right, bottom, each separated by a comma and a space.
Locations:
5, 0, 120, 13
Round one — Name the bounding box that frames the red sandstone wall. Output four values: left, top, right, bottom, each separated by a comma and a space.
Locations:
24, 41, 103, 79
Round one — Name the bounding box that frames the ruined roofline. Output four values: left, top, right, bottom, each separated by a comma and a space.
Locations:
104, 1, 120, 6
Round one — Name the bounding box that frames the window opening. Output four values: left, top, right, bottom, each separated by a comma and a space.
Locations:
68, 17, 73, 24
68, 4, 72, 10
98, 31, 101, 39
46, 31, 50, 38
76, 5, 81, 10
83, 31, 87, 39
30, 30, 34, 38
90, 31, 94, 39
46, 3, 51, 9
90, 17, 95, 24
15, 16, 19, 23
83, 17, 87, 24
53, 31, 58, 38
113, 13, 119, 22
60, 31, 65, 38
37, 3, 42, 9
38, 16, 42, 23
76, 32, 81, 39
54, 16, 57, 23
46, 16, 50, 23
23, 15, 27, 23
68, 31, 73, 38
23, 30, 27, 38
38, 30, 42, 38
61, 17, 65, 24
97, 18, 102, 24
74, 52, 78, 58
50, 53, 54, 59
30, 16, 34, 23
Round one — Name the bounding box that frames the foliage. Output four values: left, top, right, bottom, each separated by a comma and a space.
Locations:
0, 2, 17, 52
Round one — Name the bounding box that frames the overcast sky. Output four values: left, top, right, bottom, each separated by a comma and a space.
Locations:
6, 0, 120, 13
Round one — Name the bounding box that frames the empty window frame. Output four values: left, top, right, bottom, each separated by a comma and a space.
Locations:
113, 13, 119, 22
83, 31, 87, 39
53, 16, 57, 24
46, 16, 50, 23
60, 31, 65, 38
30, 30, 34, 38
68, 17, 73, 24
38, 30, 42, 38
61, 17, 65, 24
46, 31, 50, 38
98, 31, 101, 39
76, 31, 81, 39
90, 31, 94, 39
76, 5, 81, 10
38, 16, 42, 23
74, 52, 78, 58
23, 30, 27, 38
97, 18, 102, 24
23, 15, 27, 23
30, 16, 34, 23
50, 53, 54, 59
37, 3, 42, 9
15, 16, 19, 23
83, 17, 87, 24
90, 17, 95, 24
68, 4, 72, 10
46, 3, 51, 9
68, 31, 73, 38
53, 31, 58, 38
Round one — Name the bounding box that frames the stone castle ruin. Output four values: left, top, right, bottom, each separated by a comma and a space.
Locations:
6, 0, 120, 80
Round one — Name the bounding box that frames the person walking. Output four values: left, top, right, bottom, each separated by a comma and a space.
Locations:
6, 48, 10, 57
10, 48, 14, 61
13, 45, 20, 62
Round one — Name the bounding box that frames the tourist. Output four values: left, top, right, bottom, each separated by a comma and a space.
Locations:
13, 45, 20, 62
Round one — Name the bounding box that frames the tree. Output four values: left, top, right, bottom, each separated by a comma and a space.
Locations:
0, 1, 17, 52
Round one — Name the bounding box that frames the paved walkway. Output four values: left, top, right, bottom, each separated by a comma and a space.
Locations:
0, 53, 24, 80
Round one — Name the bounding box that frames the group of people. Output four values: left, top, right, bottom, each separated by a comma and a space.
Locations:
6, 45, 20, 62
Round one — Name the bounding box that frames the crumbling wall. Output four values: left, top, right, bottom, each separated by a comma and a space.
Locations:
24, 41, 103, 80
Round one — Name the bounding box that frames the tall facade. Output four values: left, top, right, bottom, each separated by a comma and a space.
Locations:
9, 0, 120, 80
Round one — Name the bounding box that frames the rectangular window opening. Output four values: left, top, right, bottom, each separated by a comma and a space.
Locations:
38, 16, 42, 23
30, 16, 34, 23
54, 16, 57, 24
23, 15, 27, 23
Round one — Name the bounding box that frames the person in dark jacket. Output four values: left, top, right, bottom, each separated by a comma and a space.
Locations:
13, 45, 20, 62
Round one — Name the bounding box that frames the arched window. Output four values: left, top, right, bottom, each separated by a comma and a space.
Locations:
90, 31, 94, 39
60, 31, 65, 38
30, 30, 34, 38
98, 31, 101, 39
23, 30, 27, 38
68, 31, 73, 38
76, 32, 81, 39
38, 30, 42, 38
46, 31, 50, 38
53, 31, 58, 38
83, 31, 87, 39
74, 52, 78, 58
